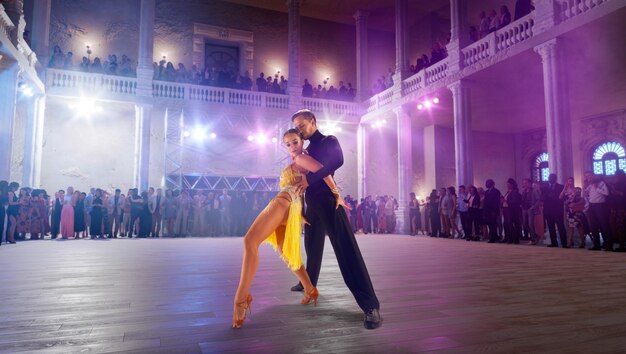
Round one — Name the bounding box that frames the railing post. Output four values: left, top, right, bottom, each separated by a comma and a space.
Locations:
534, 0, 558, 33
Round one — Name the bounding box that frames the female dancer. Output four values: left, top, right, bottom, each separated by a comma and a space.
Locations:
232, 128, 350, 329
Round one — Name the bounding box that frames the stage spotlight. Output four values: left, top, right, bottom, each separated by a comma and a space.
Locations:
381, 119, 387, 125
68, 97, 102, 118
424, 100, 432, 108
271, 137, 278, 143
210, 132, 217, 139
247, 135, 254, 142
433, 97, 440, 104
257, 134, 268, 144
192, 127, 206, 140
183, 130, 191, 138
417, 104, 423, 110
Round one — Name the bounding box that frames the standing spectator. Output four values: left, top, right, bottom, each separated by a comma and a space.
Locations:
128, 189, 143, 237
520, 179, 533, 240
60, 187, 75, 239
163, 189, 178, 237
584, 171, 612, 251
499, 5, 512, 28
74, 192, 86, 238
90, 189, 104, 239
84, 188, 94, 237
439, 188, 451, 237
174, 190, 191, 237
458, 185, 471, 240
16, 188, 31, 240
565, 187, 586, 248
385, 196, 396, 233
489, 9, 500, 33
256, 72, 267, 92
377, 197, 387, 234
50, 190, 63, 239
192, 190, 206, 236
409, 192, 420, 236
447, 187, 461, 238
514, 0, 535, 20
219, 189, 232, 236
530, 181, 545, 245
429, 190, 441, 237
109, 189, 124, 238
502, 178, 522, 244
543, 173, 568, 248
138, 191, 152, 238
302, 79, 313, 97
484, 179, 502, 243
151, 188, 164, 238
467, 186, 481, 241
121, 189, 132, 237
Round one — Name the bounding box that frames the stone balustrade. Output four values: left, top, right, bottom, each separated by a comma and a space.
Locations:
495, 13, 535, 52
559, 0, 610, 21
47, 69, 137, 96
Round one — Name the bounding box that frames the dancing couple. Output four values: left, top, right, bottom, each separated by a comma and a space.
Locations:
232, 109, 382, 330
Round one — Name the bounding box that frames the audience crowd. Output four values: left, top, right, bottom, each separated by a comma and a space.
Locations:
362, 171, 624, 252
0, 181, 276, 244
2, 169, 625, 253
301, 78, 356, 102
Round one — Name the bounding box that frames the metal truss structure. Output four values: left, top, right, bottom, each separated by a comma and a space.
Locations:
175, 174, 280, 192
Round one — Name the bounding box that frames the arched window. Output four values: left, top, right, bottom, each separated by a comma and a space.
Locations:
592, 142, 626, 176
531, 152, 549, 182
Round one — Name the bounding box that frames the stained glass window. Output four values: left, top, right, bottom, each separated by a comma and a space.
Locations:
592, 142, 626, 176
532, 152, 549, 182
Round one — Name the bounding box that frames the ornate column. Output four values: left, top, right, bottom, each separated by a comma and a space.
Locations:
286, 0, 302, 109
448, 80, 473, 187
0, 66, 19, 181
395, 106, 412, 234
534, 39, 573, 182
30, 0, 51, 74
447, 0, 470, 72
354, 10, 370, 102
22, 94, 46, 187
134, 0, 155, 190
357, 123, 367, 199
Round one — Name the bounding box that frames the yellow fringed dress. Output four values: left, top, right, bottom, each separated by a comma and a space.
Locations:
263, 164, 304, 271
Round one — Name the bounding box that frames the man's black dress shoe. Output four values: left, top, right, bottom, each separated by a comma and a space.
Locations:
364, 308, 382, 329
589, 246, 601, 251
547, 244, 558, 248
291, 283, 304, 292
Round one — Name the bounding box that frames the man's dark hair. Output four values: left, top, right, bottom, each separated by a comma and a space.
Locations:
291, 109, 316, 123
115, 188, 121, 193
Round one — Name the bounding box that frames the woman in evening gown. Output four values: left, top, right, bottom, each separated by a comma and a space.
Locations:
232, 129, 350, 329
60, 187, 75, 239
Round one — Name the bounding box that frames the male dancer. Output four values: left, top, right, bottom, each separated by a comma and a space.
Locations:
290, 109, 382, 329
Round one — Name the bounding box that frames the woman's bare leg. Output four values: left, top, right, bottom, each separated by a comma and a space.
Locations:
233, 195, 290, 324
273, 224, 315, 294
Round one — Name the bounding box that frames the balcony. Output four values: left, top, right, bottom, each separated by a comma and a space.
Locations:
45, 68, 362, 119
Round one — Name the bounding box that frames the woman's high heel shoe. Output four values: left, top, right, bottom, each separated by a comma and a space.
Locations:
300, 287, 319, 306
232, 294, 253, 329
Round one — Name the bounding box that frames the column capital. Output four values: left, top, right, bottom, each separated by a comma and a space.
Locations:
353, 9, 370, 22
534, 38, 558, 60
447, 79, 473, 93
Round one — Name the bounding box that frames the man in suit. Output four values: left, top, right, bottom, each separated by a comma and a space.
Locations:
483, 179, 502, 243
290, 109, 382, 330
150, 188, 164, 237
108, 189, 124, 238
543, 173, 568, 248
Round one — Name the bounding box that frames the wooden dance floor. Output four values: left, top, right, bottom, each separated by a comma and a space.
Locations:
1, 235, 626, 353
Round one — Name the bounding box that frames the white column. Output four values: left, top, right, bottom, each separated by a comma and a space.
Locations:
395, 106, 412, 234
30, 0, 51, 73
394, 0, 409, 78
448, 80, 473, 187
0, 67, 19, 181
134, 102, 152, 191
22, 95, 46, 187
354, 10, 369, 102
136, 0, 155, 97
133, 0, 155, 191
534, 39, 573, 182
357, 123, 367, 199
286, 0, 302, 109
447, 0, 470, 72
